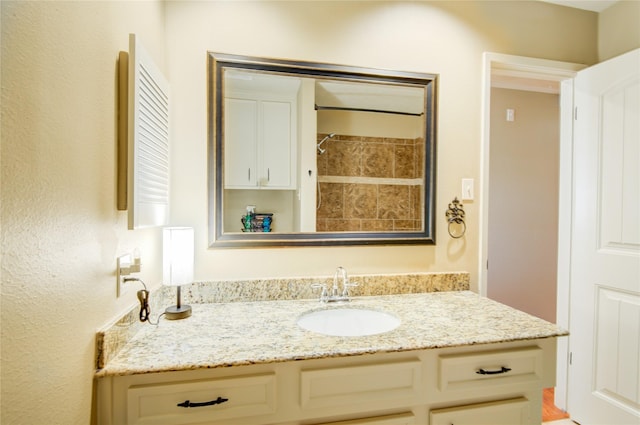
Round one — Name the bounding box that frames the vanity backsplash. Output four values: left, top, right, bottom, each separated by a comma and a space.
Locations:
96, 271, 469, 369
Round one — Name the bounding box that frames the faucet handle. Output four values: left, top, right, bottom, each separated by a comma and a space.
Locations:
311, 283, 328, 302
341, 280, 359, 297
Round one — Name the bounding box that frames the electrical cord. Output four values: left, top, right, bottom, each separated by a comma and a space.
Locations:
123, 278, 165, 325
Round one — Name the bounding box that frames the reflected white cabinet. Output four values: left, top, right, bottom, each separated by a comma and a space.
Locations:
224, 95, 297, 190
96, 339, 556, 425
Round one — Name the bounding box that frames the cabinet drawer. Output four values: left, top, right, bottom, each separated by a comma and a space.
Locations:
301, 360, 422, 410
317, 412, 416, 425
438, 347, 543, 393
430, 397, 530, 425
126, 372, 276, 425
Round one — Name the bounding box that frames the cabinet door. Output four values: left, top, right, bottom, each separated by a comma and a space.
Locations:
260, 100, 295, 189
126, 373, 276, 425
300, 360, 423, 411
316, 412, 416, 425
430, 397, 530, 425
224, 98, 258, 188
437, 346, 543, 394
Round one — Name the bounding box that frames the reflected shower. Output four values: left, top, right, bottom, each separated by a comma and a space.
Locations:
317, 133, 335, 154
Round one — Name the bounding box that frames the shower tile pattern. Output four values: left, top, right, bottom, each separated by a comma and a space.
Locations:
317, 134, 424, 231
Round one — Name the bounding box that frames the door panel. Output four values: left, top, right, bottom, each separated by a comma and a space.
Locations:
594, 287, 640, 409
599, 78, 640, 251
568, 48, 640, 424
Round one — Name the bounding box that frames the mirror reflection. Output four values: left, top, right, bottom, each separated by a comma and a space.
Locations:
208, 53, 437, 247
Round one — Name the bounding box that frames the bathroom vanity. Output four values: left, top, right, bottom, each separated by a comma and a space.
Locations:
95, 291, 567, 425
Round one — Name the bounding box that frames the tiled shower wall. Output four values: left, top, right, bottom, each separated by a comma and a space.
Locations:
316, 133, 424, 231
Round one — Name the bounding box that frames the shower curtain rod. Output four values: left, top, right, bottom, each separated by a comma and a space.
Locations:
315, 104, 423, 117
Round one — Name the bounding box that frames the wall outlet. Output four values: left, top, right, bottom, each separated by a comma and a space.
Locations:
116, 254, 131, 297
116, 253, 140, 297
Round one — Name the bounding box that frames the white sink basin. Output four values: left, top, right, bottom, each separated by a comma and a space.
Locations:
297, 308, 401, 337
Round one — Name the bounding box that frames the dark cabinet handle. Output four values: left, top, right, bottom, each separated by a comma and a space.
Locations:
177, 396, 229, 408
476, 366, 512, 375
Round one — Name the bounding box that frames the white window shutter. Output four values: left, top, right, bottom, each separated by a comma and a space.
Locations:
127, 33, 170, 229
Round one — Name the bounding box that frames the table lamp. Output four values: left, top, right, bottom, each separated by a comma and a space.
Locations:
163, 227, 194, 320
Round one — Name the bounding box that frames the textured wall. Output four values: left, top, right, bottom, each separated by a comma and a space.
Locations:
1, 2, 165, 424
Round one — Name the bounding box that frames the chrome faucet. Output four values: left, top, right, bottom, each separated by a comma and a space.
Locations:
312, 266, 358, 303
333, 266, 348, 297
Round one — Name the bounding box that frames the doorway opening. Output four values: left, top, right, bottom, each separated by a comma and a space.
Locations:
486, 84, 560, 323
479, 52, 586, 413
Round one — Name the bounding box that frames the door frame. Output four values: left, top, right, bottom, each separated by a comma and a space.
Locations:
479, 52, 586, 410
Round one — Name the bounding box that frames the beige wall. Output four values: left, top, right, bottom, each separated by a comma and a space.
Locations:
599, 0, 640, 61
5, 1, 632, 423
1, 1, 166, 424
165, 1, 596, 285
487, 88, 560, 323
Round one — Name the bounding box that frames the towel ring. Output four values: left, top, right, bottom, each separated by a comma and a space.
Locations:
446, 197, 466, 239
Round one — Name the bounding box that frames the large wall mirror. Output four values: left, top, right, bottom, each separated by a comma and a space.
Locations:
208, 52, 437, 247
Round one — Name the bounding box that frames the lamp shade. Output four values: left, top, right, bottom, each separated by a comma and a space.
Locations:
163, 227, 194, 286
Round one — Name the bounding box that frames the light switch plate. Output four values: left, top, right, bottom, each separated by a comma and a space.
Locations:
461, 178, 474, 201
506, 108, 515, 122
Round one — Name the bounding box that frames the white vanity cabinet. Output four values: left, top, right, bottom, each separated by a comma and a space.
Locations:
224, 80, 299, 190
96, 338, 556, 425
424, 343, 553, 425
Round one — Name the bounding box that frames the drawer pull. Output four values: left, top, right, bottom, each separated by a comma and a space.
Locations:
177, 396, 229, 408
475, 366, 512, 375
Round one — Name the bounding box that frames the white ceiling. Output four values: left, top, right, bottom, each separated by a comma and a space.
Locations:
315, 80, 425, 115
225, 69, 425, 116
539, 0, 619, 12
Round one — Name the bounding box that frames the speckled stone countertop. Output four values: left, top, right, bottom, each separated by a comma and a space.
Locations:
96, 271, 470, 370
95, 291, 567, 378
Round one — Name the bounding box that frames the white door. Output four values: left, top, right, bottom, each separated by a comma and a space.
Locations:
568, 48, 640, 424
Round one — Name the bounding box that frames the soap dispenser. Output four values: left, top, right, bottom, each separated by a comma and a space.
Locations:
243, 205, 255, 232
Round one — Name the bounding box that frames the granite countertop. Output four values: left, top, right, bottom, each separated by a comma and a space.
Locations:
95, 291, 568, 378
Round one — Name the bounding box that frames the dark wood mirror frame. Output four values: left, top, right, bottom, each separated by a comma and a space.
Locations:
207, 52, 438, 248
